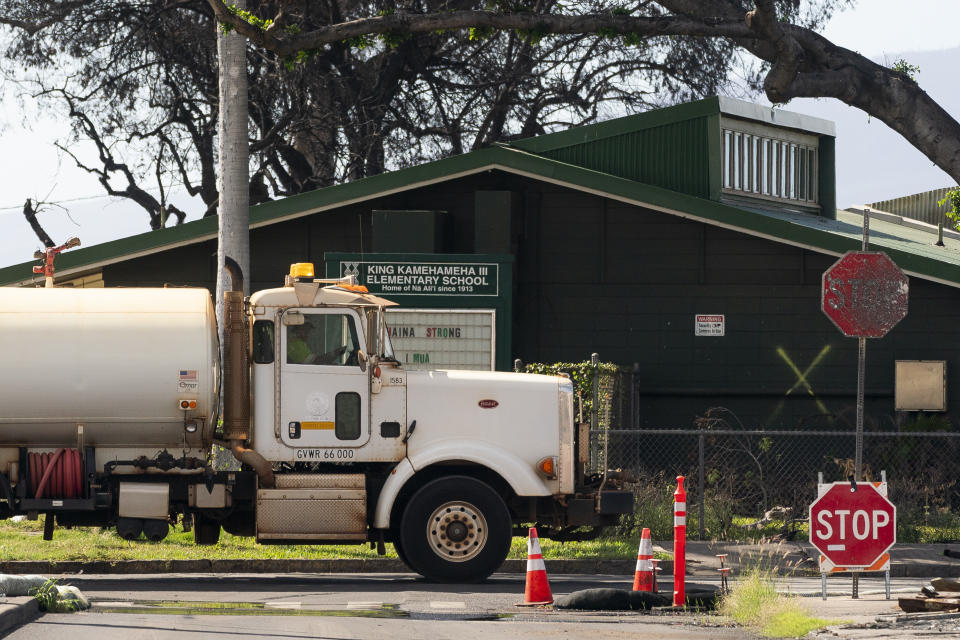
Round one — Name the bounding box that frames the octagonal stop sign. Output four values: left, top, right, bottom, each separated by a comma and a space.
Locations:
822, 251, 908, 337
809, 482, 896, 568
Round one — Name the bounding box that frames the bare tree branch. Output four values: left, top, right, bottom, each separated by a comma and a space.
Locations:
22, 199, 55, 248
202, 0, 960, 187
0, 1, 93, 35
205, 2, 751, 57
57, 95, 188, 229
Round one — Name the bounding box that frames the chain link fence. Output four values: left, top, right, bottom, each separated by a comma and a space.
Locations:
580, 366, 960, 542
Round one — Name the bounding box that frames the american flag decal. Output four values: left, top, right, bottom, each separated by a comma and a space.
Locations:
179, 370, 198, 380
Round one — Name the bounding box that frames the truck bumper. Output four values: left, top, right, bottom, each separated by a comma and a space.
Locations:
565, 490, 634, 527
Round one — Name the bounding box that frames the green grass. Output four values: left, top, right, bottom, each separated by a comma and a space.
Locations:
719, 571, 838, 638
509, 535, 671, 560
0, 519, 382, 561
0, 519, 659, 562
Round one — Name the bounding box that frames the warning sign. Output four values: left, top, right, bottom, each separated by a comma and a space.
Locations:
695, 314, 725, 337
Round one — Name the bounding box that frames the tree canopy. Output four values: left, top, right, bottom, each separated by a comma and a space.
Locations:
0, 0, 833, 228
204, 0, 960, 194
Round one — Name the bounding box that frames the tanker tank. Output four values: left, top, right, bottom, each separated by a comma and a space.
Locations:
0, 287, 219, 449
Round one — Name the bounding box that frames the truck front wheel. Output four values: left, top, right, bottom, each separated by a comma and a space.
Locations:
399, 475, 511, 582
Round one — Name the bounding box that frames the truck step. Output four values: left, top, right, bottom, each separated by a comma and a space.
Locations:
257, 474, 366, 542
272, 473, 365, 489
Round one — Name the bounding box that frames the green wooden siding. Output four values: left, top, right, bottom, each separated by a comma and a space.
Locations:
515, 184, 960, 428
538, 117, 712, 198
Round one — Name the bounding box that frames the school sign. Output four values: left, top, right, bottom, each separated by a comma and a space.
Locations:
325, 253, 513, 371
339, 260, 499, 297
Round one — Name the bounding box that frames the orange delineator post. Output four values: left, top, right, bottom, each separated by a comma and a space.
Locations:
673, 475, 687, 607
632, 527, 654, 591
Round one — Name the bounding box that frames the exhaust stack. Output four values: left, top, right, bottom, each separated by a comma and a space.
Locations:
222, 256, 275, 488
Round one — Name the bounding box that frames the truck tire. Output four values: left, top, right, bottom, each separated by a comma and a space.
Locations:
392, 539, 410, 569
399, 475, 511, 582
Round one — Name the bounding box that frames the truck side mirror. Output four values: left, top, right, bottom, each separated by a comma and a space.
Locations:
356, 350, 367, 372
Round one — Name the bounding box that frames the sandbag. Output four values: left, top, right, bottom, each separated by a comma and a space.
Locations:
554, 588, 670, 610
553, 584, 720, 611
51, 585, 90, 612
0, 574, 90, 612
0, 574, 49, 597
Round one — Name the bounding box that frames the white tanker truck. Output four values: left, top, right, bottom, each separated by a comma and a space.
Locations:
0, 259, 631, 581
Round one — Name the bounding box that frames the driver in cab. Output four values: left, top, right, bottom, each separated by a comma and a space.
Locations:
287, 323, 317, 364
287, 318, 355, 365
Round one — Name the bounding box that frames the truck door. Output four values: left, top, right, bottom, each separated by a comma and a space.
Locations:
279, 308, 370, 450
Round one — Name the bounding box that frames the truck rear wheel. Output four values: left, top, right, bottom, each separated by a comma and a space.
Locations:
399, 476, 511, 582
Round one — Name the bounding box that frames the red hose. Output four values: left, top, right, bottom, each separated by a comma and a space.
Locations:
29, 449, 83, 499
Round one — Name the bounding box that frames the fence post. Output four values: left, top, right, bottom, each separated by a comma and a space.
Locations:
591, 353, 599, 433
698, 433, 705, 541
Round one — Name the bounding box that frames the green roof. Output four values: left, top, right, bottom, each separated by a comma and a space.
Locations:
1, 98, 955, 288
509, 96, 834, 155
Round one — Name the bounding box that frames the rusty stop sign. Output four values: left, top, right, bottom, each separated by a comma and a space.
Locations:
822, 252, 908, 337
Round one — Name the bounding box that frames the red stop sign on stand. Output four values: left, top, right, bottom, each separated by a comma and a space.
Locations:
809, 482, 896, 568
822, 251, 908, 337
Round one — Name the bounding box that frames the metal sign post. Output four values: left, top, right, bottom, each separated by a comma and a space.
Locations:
855, 213, 868, 483
820, 209, 909, 599
812, 470, 895, 601
853, 215, 868, 598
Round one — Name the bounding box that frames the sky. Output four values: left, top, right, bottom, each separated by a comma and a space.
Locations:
1, 0, 960, 268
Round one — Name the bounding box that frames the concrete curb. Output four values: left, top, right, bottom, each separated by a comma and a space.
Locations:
0, 558, 671, 576
0, 596, 39, 637
0, 557, 942, 577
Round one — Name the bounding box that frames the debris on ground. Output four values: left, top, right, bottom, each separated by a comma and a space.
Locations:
898, 572, 960, 613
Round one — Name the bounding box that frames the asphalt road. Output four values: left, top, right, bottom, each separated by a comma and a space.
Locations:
1, 572, 929, 640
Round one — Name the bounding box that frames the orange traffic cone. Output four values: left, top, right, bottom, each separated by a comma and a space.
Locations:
517, 527, 553, 606
632, 527, 654, 591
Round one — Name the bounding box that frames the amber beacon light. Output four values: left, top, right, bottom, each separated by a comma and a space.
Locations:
288, 263, 315, 279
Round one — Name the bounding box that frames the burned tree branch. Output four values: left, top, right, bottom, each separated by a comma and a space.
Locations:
22, 199, 55, 248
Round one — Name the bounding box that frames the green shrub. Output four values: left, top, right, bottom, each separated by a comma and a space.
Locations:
520, 360, 619, 422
